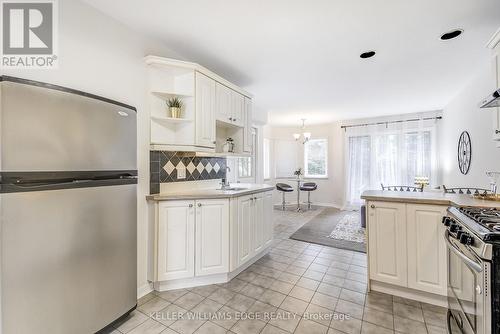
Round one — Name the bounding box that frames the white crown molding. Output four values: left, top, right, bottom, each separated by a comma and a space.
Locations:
486, 28, 500, 49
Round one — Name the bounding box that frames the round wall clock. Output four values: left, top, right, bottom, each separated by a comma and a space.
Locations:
457, 131, 471, 175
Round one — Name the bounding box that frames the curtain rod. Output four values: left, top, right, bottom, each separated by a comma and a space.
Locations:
340, 116, 442, 130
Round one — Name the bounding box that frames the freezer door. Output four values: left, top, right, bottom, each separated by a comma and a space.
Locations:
0, 184, 137, 334
0, 79, 137, 171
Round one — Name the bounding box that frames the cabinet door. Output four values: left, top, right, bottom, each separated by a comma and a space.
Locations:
243, 97, 253, 153
157, 201, 195, 281
195, 72, 216, 148
231, 91, 245, 127
253, 194, 265, 253
493, 53, 500, 141
367, 201, 407, 287
215, 82, 233, 124
406, 204, 448, 295
263, 191, 274, 247
195, 199, 229, 276
237, 195, 254, 266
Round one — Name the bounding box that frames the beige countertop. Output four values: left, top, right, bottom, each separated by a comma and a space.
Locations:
147, 184, 274, 201
361, 190, 500, 208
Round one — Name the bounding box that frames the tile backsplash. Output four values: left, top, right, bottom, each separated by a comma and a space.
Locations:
150, 151, 227, 194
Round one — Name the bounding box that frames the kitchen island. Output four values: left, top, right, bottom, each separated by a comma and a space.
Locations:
147, 184, 274, 291
361, 190, 500, 307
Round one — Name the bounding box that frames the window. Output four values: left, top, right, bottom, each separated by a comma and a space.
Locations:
304, 139, 328, 178
263, 138, 270, 179
346, 130, 434, 205
238, 157, 252, 178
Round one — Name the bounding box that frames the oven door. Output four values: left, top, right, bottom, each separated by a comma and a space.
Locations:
444, 230, 489, 334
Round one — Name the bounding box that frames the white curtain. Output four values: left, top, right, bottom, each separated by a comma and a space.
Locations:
345, 118, 439, 206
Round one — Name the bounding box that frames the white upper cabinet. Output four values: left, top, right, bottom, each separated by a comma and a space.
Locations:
215, 82, 233, 124
367, 201, 407, 287
243, 97, 253, 153
195, 199, 229, 276
145, 56, 252, 152
406, 204, 448, 296
231, 91, 245, 127
195, 72, 216, 148
157, 201, 195, 281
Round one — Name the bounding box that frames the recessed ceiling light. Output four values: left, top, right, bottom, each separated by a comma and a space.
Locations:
440, 29, 463, 41
360, 51, 376, 59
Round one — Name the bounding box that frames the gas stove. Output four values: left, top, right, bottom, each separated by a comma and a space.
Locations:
447, 206, 500, 243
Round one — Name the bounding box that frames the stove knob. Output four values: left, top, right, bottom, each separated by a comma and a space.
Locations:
442, 217, 451, 226
459, 233, 474, 246
450, 223, 461, 233
456, 230, 464, 239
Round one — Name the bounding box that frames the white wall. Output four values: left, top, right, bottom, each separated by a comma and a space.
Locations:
2, 0, 182, 296
264, 123, 346, 208
439, 63, 500, 188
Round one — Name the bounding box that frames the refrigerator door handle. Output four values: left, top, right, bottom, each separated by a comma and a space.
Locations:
14, 179, 95, 188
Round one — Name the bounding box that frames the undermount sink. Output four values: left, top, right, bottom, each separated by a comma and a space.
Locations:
218, 187, 248, 191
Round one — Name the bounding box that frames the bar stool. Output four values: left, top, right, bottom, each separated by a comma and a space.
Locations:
300, 182, 317, 210
276, 183, 294, 211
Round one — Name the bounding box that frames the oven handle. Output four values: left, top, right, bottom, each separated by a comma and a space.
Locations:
443, 230, 483, 273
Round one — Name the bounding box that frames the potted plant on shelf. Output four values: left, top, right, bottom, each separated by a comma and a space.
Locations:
223, 137, 235, 153
166, 97, 183, 118
294, 168, 302, 178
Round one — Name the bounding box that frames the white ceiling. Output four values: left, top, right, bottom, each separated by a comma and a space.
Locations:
83, 0, 500, 126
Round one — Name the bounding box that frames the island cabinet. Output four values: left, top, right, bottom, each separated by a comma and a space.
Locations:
151, 190, 273, 291
367, 201, 448, 304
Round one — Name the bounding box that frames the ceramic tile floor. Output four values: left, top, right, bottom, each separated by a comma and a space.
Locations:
101, 207, 447, 334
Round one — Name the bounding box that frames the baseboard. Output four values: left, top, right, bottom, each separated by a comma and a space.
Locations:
273, 202, 342, 210
153, 245, 272, 292
370, 280, 447, 307
137, 282, 154, 299
154, 274, 229, 291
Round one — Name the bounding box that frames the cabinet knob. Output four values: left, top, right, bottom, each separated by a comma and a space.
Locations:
233, 118, 237, 122
189, 204, 193, 208
229, 117, 232, 121
198, 203, 202, 207
370, 204, 375, 209
496, 130, 500, 134
254, 197, 257, 200
212, 140, 216, 144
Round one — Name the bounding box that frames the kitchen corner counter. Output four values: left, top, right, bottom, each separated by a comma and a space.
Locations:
361, 190, 500, 208
146, 184, 274, 201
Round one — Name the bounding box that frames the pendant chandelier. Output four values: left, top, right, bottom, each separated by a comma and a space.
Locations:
293, 118, 311, 144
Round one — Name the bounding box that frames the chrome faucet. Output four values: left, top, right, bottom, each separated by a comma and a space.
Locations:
221, 166, 231, 189
486, 171, 500, 194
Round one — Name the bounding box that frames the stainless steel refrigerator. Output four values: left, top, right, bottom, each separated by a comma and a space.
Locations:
0, 76, 138, 334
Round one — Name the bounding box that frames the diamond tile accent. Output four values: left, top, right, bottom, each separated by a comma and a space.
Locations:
196, 162, 205, 173
175, 161, 185, 170
205, 162, 213, 173
213, 162, 220, 173
163, 161, 175, 174
187, 162, 196, 174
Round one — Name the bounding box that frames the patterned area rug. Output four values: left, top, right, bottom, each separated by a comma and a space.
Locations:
327, 212, 366, 244
289, 208, 366, 253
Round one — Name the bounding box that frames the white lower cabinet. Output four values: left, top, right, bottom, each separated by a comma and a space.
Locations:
157, 201, 195, 281
368, 201, 407, 287
195, 199, 229, 276
155, 191, 273, 285
406, 204, 448, 295
235, 191, 274, 268
367, 201, 448, 296
263, 191, 274, 247
156, 199, 228, 281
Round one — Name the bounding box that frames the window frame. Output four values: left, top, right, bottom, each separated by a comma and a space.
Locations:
304, 138, 328, 178
263, 138, 270, 180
